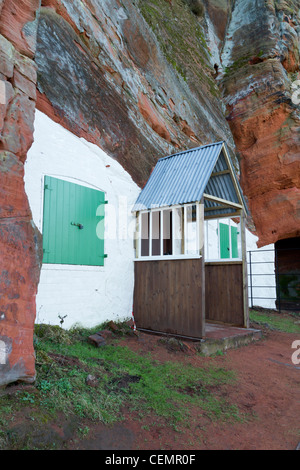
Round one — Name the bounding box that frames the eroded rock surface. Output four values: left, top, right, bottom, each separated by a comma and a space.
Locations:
211, 0, 300, 246
35, 0, 234, 186
0, 0, 42, 387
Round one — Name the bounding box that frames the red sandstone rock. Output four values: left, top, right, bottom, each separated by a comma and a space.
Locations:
0, 218, 42, 386
0, 0, 40, 58
0, 34, 15, 78
223, 60, 300, 246
0, 151, 32, 219
12, 69, 36, 100
138, 92, 172, 143
217, 1, 300, 246
0, 80, 14, 131
0, 92, 36, 161
35, 2, 231, 187
0, 0, 41, 387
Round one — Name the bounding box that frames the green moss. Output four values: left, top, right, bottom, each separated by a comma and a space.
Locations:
34, 324, 73, 345
224, 55, 252, 76
137, 0, 217, 94
275, 0, 296, 15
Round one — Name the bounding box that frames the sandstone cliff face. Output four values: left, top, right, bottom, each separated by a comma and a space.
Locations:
0, 0, 42, 386
208, 0, 300, 246
35, 0, 235, 187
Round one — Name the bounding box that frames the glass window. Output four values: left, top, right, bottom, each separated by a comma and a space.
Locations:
152, 211, 161, 256
141, 212, 150, 257
173, 207, 184, 255
163, 209, 172, 255
205, 217, 242, 261
137, 204, 202, 259
186, 204, 198, 255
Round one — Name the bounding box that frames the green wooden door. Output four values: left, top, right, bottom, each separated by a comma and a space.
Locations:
220, 223, 239, 259
43, 176, 106, 266
220, 223, 230, 259
231, 226, 239, 259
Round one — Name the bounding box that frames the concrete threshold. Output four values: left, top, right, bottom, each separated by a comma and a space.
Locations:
198, 323, 263, 356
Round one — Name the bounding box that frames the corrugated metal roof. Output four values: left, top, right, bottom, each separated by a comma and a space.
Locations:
132, 141, 247, 214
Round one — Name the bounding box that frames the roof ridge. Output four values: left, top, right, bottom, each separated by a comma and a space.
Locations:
158, 141, 225, 162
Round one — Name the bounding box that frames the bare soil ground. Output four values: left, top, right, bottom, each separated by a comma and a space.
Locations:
73, 327, 300, 451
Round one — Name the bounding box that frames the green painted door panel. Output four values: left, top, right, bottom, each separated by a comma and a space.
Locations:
43, 176, 106, 266
231, 226, 239, 259
220, 223, 239, 259
220, 223, 230, 259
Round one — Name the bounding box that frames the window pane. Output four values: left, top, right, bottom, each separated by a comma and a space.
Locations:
173, 207, 184, 255
152, 211, 161, 256
220, 218, 241, 259
141, 212, 150, 257
205, 217, 241, 261
205, 219, 219, 260
186, 205, 198, 254
163, 209, 172, 255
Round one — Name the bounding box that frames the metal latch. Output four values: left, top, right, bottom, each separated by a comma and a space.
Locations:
71, 222, 84, 230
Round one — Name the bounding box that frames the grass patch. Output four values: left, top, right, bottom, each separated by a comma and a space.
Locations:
250, 309, 300, 334
35, 333, 239, 424
0, 321, 243, 449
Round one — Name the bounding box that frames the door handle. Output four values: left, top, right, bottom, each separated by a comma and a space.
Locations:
71, 222, 84, 230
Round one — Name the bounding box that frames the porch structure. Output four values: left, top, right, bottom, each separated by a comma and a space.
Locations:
132, 141, 250, 339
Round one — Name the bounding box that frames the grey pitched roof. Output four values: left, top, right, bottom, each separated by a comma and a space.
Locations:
132, 141, 247, 214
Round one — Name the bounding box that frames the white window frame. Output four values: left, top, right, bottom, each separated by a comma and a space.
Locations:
204, 217, 243, 263
135, 203, 203, 261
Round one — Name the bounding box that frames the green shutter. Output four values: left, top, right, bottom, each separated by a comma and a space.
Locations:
43, 176, 106, 266
231, 226, 239, 259
220, 223, 230, 259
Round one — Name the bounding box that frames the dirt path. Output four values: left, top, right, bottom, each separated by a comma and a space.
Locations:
75, 329, 300, 451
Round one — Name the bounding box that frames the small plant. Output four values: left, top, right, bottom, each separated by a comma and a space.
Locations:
37, 380, 53, 394
20, 392, 35, 404
78, 426, 90, 437
58, 314, 68, 327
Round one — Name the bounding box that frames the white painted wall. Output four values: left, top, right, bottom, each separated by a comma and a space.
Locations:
25, 111, 140, 329
246, 230, 276, 309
